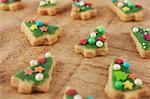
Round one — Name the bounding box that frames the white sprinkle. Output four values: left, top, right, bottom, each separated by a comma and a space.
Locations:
35, 73, 44, 81
40, 1, 46, 6
30, 60, 38, 66
142, 43, 146, 45
134, 78, 143, 86
73, 94, 82, 99
90, 32, 97, 38
45, 52, 52, 58
117, 2, 124, 8
143, 46, 146, 49
113, 64, 121, 70
132, 27, 139, 33
96, 41, 103, 47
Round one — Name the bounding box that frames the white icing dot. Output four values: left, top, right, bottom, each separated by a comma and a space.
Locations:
45, 52, 52, 58
146, 29, 149, 31
35, 73, 44, 81
144, 32, 148, 35
117, 2, 124, 8
143, 46, 146, 49
142, 43, 146, 45
73, 94, 82, 99
134, 78, 143, 86
79, 1, 85, 6
113, 64, 121, 70
90, 32, 97, 38
124, 0, 129, 3
132, 27, 139, 33
96, 41, 103, 47
30, 60, 38, 66
40, 1, 46, 6
51, 0, 57, 4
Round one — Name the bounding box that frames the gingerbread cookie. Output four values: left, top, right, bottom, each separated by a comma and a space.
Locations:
109, 0, 144, 21
105, 59, 150, 99
37, 0, 69, 16
71, 0, 97, 20
75, 26, 108, 58
64, 87, 94, 99
130, 27, 150, 58
0, 0, 23, 11
11, 53, 56, 94
21, 18, 62, 46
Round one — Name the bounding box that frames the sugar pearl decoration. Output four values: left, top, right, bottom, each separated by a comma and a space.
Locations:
113, 64, 121, 70
142, 43, 146, 45
117, 2, 124, 8
30, 60, 38, 66
143, 46, 146, 49
124, 0, 129, 3
90, 32, 97, 38
79, 1, 85, 6
96, 41, 103, 47
45, 52, 52, 58
144, 32, 148, 35
74, 94, 83, 99
132, 27, 139, 33
40, 1, 46, 6
35, 73, 44, 81
51, 0, 57, 4
134, 78, 143, 86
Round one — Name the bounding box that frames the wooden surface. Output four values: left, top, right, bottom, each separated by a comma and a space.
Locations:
0, 0, 150, 99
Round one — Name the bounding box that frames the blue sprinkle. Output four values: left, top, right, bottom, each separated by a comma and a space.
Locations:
87, 96, 94, 99
36, 20, 43, 27
112, 0, 117, 3
123, 61, 130, 69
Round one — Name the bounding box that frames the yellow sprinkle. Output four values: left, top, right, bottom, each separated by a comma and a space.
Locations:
122, 7, 130, 12
123, 80, 133, 90
30, 25, 38, 31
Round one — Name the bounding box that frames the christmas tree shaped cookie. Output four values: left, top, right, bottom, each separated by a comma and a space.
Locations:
105, 59, 150, 99
37, 0, 64, 16
11, 53, 56, 94
64, 87, 94, 99
75, 26, 108, 58
131, 27, 150, 58
0, 0, 23, 11
71, 0, 97, 20
109, 0, 144, 21
21, 18, 62, 46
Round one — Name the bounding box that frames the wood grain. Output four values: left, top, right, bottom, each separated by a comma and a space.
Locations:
0, 0, 150, 99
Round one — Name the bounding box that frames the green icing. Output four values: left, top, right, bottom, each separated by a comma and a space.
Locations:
0, 0, 18, 5
132, 27, 150, 50
40, 2, 55, 8
25, 22, 58, 38
112, 62, 143, 91
73, 3, 93, 12
15, 57, 53, 85
79, 28, 106, 49
112, 1, 144, 14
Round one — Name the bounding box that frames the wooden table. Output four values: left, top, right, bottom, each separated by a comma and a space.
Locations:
0, 0, 150, 99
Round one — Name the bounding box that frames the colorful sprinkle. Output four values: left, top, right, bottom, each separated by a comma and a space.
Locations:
80, 39, 88, 45
40, 26, 48, 32
115, 81, 123, 90
144, 34, 150, 41
96, 41, 103, 47
122, 61, 130, 69
88, 37, 96, 45
97, 37, 106, 42
123, 80, 133, 90
35, 73, 44, 81
34, 66, 45, 73
30, 60, 38, 66
115, 59, 124, 64
66, 89, 77, 96
24, 69, 33, 76
114, 71, 128, 81
134, 78, 143, 86
38, 58, 46, 64
135, 4, 142, 9
112, 0, 117, 3
128, 74, 137, 80
36, 20, 43, 27
0, 0, 8, 3
122, 7, 130, 12
132, 27, 139, 33
30, 25, 38, 31
113, 64, 121, 71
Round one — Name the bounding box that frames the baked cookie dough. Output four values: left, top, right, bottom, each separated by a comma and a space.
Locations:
109, 0, 144, 21
11, 53, 56, 94
75, 26, 108, 58
37, 0, 70, 16
64, 87, 94, 99
105, 59, 150, 99
71, 0, 97, 20
0, 0, 23, 11
21, 18, 62, 46
130, 27, 150, 58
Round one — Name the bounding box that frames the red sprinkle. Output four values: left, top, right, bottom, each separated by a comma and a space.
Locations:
115, 59, 124, 64
97, 37, 106, 42
72, 0, 79, 2
135, 4, 142, 8
128, 74, 137, 80
85, 3, 93, 7
38, 58, 46, 64
66, 89, 77, 96
80, 39, 88, 45
144, 34, 150, 41
0, 0, 8, 2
